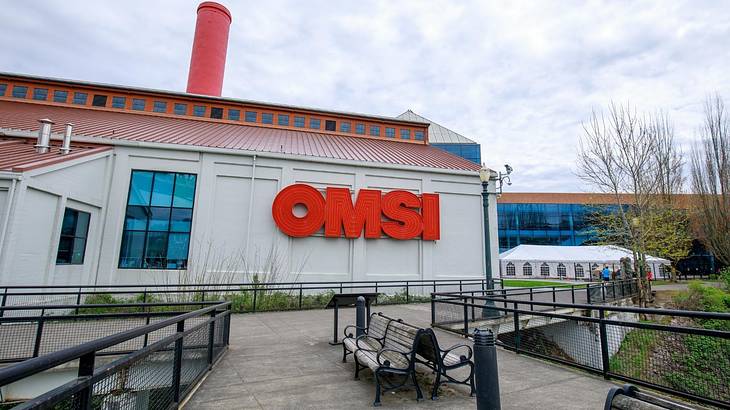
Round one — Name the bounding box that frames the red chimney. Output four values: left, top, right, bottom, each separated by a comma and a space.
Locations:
186, 2, 232, 96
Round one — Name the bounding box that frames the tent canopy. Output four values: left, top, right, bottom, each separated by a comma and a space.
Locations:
499, 245, 670, 264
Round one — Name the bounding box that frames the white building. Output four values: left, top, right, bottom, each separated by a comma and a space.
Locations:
499, 244, 670, 280
0, 73, 499, 287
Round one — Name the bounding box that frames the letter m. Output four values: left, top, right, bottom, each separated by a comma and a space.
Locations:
324, 188, 381, 238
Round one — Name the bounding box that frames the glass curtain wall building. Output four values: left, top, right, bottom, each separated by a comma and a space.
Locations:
497, 203, 597, 252
397, 110, 481, 165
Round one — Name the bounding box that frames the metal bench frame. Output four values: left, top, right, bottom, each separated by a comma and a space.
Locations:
416, 328, 475, 399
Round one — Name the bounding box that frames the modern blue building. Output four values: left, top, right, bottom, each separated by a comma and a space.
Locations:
397, 110, 481, 164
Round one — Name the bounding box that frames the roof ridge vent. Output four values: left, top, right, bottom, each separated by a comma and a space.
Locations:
35, 118, 53, 154
61, 123, 74, 154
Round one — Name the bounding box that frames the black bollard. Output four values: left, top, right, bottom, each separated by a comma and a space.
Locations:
474, 328, 501, 410
356, 296, 366, 338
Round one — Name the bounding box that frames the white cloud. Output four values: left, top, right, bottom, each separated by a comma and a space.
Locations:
1, 0, 729, 192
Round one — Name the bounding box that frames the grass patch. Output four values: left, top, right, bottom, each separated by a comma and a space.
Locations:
501, 279, 578, 288
609, 324, 658, 379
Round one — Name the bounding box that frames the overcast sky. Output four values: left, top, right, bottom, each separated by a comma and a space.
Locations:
2, 0, 729, 192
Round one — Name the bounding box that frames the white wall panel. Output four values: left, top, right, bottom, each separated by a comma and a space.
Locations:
432, 192, 483, 277
365, 239, 420, 278
10, 188, 58, 285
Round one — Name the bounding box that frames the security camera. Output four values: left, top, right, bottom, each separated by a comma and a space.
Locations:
507, 181, 512, 186
504, 164, 513, 175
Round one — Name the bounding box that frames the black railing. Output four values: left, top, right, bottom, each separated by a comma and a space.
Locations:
0, 302, 231, 409
0, 278, 496, 315
431, 284, 730, 408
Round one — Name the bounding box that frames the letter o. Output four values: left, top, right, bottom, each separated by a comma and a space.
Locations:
272, 184, 326, 237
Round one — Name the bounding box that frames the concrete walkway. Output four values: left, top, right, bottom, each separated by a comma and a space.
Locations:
186, 304, 618, 409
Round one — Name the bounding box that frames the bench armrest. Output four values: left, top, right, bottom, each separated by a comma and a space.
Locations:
344, 325, 367, 338
440, 343, 473, 361
377, 348, 412, 370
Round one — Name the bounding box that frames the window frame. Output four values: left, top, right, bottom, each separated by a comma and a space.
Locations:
73, 92, 88, 105
56, 208, 91, 265
540, 263, 550, 276
575, 264, 584, 278
245, 111, 257, 122
228, 109, 241, 121
131, 98, 146, 111
370, 125, 381, 136
153, 101, 168, 113
523, 263, 532, 276
262, 113, 274, 124
557, 263, 567, 277
53, 90, 68, 103
294, 116, 305, 127
506, 262, 516, 276
112, 96, 126, 109
33, 88, 49, 101
174, 103, 187, 115
11, 85, 28, 98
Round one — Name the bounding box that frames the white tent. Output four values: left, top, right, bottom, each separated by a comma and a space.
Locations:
498, 245, 671, 280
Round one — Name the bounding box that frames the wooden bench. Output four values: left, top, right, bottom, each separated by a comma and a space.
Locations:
416, 328, 475, 400
604, 384, 696, 410
342, 313, 427, 406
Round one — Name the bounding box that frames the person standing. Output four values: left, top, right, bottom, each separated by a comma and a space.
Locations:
602, 265, 611, 281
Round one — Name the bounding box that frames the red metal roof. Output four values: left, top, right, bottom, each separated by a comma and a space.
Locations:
0, 137, 111, 172
0, 101, 481, 172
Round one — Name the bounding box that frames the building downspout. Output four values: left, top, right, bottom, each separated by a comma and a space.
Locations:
244, 155, 257, 263
0, 178, 19, 277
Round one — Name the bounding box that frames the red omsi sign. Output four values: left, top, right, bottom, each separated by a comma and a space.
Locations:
272, 184, 440, 240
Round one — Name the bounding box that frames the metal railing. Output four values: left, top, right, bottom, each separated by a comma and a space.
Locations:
0, 278, 496, 315
0, 302, 231, 409
431, 283, 730, 408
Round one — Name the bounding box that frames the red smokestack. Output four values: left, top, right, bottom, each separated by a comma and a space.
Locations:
186, 2, 232, 96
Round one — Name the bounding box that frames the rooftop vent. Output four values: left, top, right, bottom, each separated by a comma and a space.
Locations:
186, 2, 232, 97
61, 123, 73, 154
35, 118, 53, 154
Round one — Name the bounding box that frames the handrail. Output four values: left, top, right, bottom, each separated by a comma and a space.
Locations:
0, 300, 220, 311
0, 301, 231, 387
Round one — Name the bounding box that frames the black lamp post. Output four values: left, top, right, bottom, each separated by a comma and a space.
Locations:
479, 167, 502, 319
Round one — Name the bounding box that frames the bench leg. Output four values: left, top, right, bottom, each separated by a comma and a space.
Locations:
431, 372, 440, 400
373, 374, 382, 407
468, 364, 476, 397
342, 345, 347, 363
354, 360, 361, 380
412, 371, 423, 402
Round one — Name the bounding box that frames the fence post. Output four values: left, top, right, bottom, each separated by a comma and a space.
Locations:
529, 288, 534, 311
598, 308, 610, 379
252, 289, 257, 313
405, 281, 409, 303
0, 287, 7, 318
340, 282, 343, 293
602, 283, 606, 302
552, 286, 556, 303
587, 284, 592, 304
74, 287, 82, 315
33, 314, 45, 358
298, 284, 303, 309
207, 309, 216, 366
512, 302, 520, 352
462, 298, 469, 338
433, 280, 436, 294
172, 320, 185, 404
143, 314, 151, 347
459, 280, 463, 292
571, 285, 575, 304
77, 351, 96, 410
430, 294, 435, 326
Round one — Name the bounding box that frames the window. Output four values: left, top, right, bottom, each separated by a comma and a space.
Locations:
132, 98, 146, 111
153, 101, 168, 113
340, 121, 351, 133
33, 88, 49, 101
400, 129, 411, 140
523, 263, 532, 276
12, 85, 28, 98
0, 84, 6, 96
505, 262, 516, 276
228, 109, 240, 121
278, 114, 289, 126
557, 263, 567, 277
73, 92, 88, 105
56, 208, 90, 265
540, 263, 550, 276
385, 127, 395, 138
414, 131, 424, 141
193, 105, 206, 117
53, 90, 68, 103
112, 96, 126, 109
210, 107, 223, 119
294, 116, 305, 127
310, 118, 321, 129
262, 113, 273, 124
174, 103, 187, 115
92, 95, 107, 107
245, 111, 257, 122
119, 171, 197, 270
356, 123, 365, 134
325, 120, 336, 131
370, 125, 381, 136
575, 264, 585, 278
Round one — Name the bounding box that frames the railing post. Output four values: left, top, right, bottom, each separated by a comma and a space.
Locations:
207, 310, 216, 366
462, 298, 469, 338
142, 314, 151, 347
430, 294, 435, 326
172, 320, 185, 404
77, 351, 96, 410
33, 313, 45, 358
459, 280, 463, 292
298, 284, 303, 309
598, 308, 610, 379
74, 287, 82, 315
0, 287, 8, 318
405, 281, 409, 303
339, 282, 343, 293
529, 288, 534, 311
587, 284, 592, 304
513, 302, 520, 352
552, 286, 556, 303
602, 283, 606, 302
571, 285, 575, 304
433, 280, 436, 294
201, 290, 206, 302
252, 289, 257, 313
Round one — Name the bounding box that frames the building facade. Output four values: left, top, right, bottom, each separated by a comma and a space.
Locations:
397, 110, 481, 165
0, 73, 499, 287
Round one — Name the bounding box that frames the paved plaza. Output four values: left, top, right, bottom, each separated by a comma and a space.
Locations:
185, 303, 618, 409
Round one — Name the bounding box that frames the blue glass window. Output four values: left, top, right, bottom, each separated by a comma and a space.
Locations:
119, 170, 197, 270
132, 98, 146, 111
414, 131, 424, 141
112, 97, 126, 109
385, 127, 395, 138
33, 88, 48, 101
400, 129, 411, 140
210, 107, 223, 119
294, 116, 305, 127
325, 120, 336, 131
262, 113, 273, 124
340, 121, 351, 132
174, 103, 187, 115
370, 126, 381, 136
73, 92, 88, 105
228, 109, 240, 121
356, 124, 365, 134
245, 111, 257, 122
0, 84, 6, 96
12, 86, 28, 98
310, 118, 321, 129
53, 90, 68, 103
153, 101, 167, 113
193, 105, 206, 117
56, 208, 90, 265
92, 95, 107, 107
278, 114, 289, 126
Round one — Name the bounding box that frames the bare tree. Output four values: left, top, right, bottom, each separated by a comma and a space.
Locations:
577, 102, 689, 304
690, 94, 730, 265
